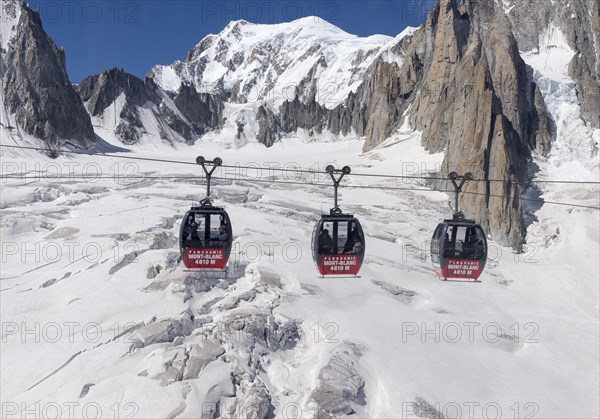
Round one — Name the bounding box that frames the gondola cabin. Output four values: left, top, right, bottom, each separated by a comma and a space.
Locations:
312, 213, 365, 276
430, 216, 487, 280
179, 207, 232, 270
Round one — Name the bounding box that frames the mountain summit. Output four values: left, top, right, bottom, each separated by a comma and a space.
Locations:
149, 17, 399, 108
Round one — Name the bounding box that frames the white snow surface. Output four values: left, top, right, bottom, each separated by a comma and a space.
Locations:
1, 123, 599, 418
522, 23, 600, 201
522, 24, 575, 83
499, 0, 515, 15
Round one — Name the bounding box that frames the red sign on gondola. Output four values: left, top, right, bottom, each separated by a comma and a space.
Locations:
184, 248, 227, 269
319, 254, 361, 275
441, 259, 482, 279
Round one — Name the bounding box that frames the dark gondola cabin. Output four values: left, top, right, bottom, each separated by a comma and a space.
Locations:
312, 212, 366, 276
180, 207, 232, 270
179, 156, 232, 271
430, 214, 487, 280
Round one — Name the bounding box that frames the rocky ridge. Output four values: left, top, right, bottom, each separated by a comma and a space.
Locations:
78, 68, 224, 145
0, 0, 95, 150
504, 0, 599, 128
356, 0, 556, 247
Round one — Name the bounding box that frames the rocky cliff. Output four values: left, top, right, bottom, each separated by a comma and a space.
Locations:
357, 0, 556, 247
505, 0, 600, 128
0, 0, 95, 149
78, 68, 223, 144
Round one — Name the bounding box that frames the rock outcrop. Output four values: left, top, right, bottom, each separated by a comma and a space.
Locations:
505, 0, 600, 128
1, 0, 95, 149
256, 104, 283, 147
78, 68, 160, 117
358, 0, 555, 247
173, 82, 224, 136
78, 68, 224, 144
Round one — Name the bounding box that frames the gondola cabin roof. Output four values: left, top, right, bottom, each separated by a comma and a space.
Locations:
441, 218, 479, 225
188, 206, 226, 212
319, 212, 356, 220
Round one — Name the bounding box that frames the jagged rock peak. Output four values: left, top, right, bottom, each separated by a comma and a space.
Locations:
360, 0, 554, 247
77, 67, 224, 146
78, 68, 160, 117
1, 0, 95, 148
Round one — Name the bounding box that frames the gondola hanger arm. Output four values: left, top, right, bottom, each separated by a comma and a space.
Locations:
448, 172, 473, 214
196, 156, 223, 205
326, 165, 351, 213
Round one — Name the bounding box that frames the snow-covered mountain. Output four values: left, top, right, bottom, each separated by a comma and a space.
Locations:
149, 17, 412, 109
504, 0, 600, 128
80, 17, 415, 150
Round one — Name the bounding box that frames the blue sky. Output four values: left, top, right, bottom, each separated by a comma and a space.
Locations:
32, 0, 436, 82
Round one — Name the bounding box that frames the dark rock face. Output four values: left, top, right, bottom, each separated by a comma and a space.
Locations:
173, 83, 224, 136
252, 90, 370, 147
358, 0, 555, 247
279, 96, 327, 134
275, 92, 370, 139
1, 1, 95, 149
511, 0, 599, 128
154, 101, 193, 143
256, 105, 283, 147
78, 68, 159, 117
115, 103, 146, 145
359, 59, 413, 150
78, 69, 224, 144
328, 91, 369, 136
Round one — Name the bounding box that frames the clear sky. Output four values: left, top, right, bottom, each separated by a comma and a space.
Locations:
31, 0, 436, 83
